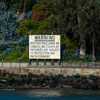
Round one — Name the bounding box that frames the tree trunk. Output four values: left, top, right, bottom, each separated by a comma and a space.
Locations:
92, 33, 96, 61
23, 0, 27, 13
78, 14, 86, 59
79, 35, 86, 59
17, 0, 23, 16
2, 36, 5, 43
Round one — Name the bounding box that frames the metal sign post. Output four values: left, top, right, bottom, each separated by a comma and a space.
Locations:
51, 59, 54, 65
29, 59, 31, 65
44, 59, 46, 65
36, 59, 39, 65
59, 59, 61, 65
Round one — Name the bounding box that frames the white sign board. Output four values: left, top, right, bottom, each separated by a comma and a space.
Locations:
29, 35, 60, 59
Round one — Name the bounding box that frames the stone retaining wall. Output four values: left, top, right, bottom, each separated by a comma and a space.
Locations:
0, 62, 100, 68
0, 62, 100, 76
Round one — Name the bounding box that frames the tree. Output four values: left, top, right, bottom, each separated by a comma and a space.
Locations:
18, 1, 51, 35
47, 0, 100, 60
88, 1, 100, 60
75, 0, 91, 59
18, 0, 100, 61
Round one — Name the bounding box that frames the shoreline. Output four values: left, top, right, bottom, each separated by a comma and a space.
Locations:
0, 85, 99, 91
0, 87, 100, 92
0, 73, 100, 91
0, 85, 73, 91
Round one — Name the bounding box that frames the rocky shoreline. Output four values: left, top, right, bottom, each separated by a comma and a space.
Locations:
0, 73, 100, 90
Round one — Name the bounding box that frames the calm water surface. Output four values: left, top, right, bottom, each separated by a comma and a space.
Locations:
0, 89, 100, 100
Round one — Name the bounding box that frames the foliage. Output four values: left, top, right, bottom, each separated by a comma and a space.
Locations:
18, 19, 39, 35
18, 19, 49, 35
46, 0, 100, 60
2, 0, 37, 11
61, 34, 78, 51
0, 46, 29, 62
32, 12, 46, 21
0, 0, 100, 61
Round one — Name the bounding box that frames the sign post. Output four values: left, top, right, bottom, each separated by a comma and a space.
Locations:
36, 59, 39, 65
29, 59, 31, 65
44, 59, 46, 65
51, 59, 54, 65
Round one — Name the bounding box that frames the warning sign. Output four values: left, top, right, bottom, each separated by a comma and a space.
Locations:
29, 35, 60, 59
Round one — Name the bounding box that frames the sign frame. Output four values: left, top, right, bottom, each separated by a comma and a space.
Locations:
29, 35, 61, 60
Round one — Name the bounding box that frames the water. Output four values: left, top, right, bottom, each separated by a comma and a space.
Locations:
0, 89, 100, 100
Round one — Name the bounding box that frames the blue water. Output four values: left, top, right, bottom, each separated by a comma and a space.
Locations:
0, 89, 100, 100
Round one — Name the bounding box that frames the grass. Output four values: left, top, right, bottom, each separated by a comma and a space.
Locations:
0, 48, 29, 62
